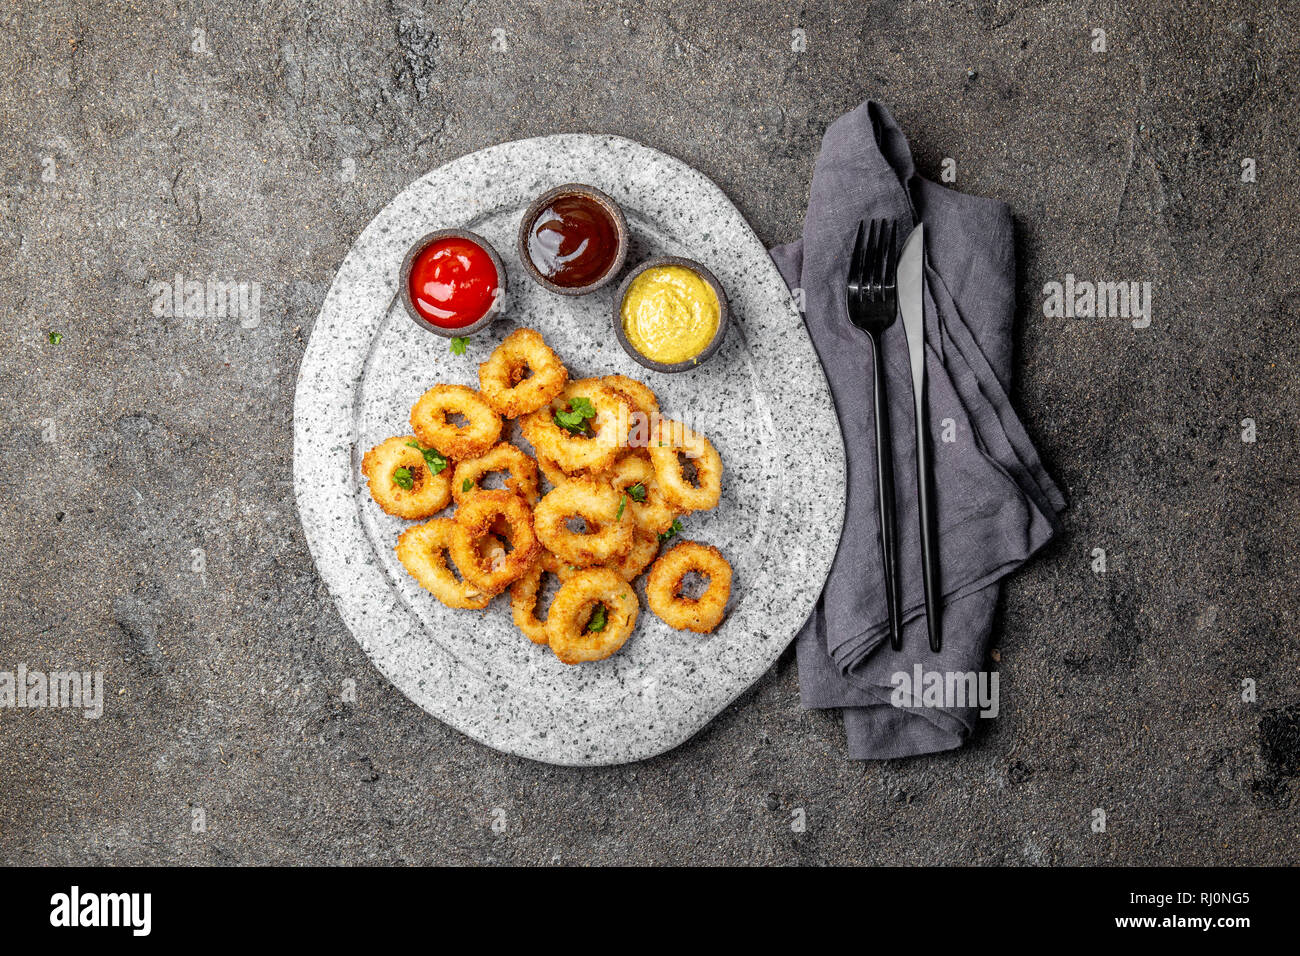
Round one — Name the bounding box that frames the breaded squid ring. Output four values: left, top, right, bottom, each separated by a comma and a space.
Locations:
534, 448, 569, 488
645, 540, 732, 633
519, 378, 631, 476
545, 567, 640, 665
648, 419, 723, 512
450, 490, 540, 594
602, 454, 680, 535
601, 374, 658, 452
452, 442, 540, 506
410, 384, 502, 460
361, 435, 452, 519
509, 550, 580, 645
606, 529, 660, 582
395, 519, 492, 610
478, 328, 569, 417
533, 477, 633, 567
601, 374, 658, 418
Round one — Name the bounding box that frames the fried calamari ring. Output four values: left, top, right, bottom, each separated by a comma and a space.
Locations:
509, 551, 580, 644
410, 384, 502, 459
601, 374, 658, 418
602, 454, 680, 535
519, 378, 631, 475
478, 328, 569, 417
534, 448, 569, 488
395, 519, 492, 610
646, 541, 732, 633
533, 477, 633, 567
545, 567, 640, 665
469, 512, 519, 569
449, 490, 540, 594
648, 419, 723, 512
452, 442, 540, 506
601, 374, 658, 452
606, 529, 659, 582
361, 436, 452, 519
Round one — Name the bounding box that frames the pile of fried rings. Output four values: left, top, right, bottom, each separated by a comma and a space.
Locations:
361, 327, 733, 665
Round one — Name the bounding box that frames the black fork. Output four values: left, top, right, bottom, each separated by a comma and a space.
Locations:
846, 219, 902, 652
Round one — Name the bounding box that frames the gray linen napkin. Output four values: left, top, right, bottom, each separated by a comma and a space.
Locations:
769, 101, 1066, 759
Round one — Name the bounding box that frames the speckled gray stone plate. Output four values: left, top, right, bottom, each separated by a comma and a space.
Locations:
293, 135, 845, 765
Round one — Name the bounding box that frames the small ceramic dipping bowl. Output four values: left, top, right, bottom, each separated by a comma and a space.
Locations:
613, 255, 729, 374
517, 184, 629, 296
399, 228, 506, 339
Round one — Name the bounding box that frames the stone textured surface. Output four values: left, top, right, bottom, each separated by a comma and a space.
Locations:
295, 133, 842, 764
1, 0, 1297, 864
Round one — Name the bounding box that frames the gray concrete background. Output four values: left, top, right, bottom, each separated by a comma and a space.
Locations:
2, 0, 1297, 865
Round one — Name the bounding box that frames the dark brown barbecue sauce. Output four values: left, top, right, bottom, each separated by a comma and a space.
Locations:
524, 193, 619, 288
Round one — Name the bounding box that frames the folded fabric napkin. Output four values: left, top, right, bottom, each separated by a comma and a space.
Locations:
769, 101, 1066, 759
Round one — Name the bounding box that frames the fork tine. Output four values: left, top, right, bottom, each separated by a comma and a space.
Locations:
863, 219, 880, 300
848, 220, 865, 307
881, 220, 898, 290
847, 221, 868, 287
874, 218, 890, 291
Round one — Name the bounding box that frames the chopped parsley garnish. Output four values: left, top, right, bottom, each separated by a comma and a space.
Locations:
48, 331, 63, 345
657, 518, 683, 544
405, 439, 448, 476
462, 477, 474, 493
616, 494, 627, 521
450, 336, 469, 355
627, 482, 647, 503
554, 396, 596, 434
587, 604, 608, 633
392, 467, 414, 490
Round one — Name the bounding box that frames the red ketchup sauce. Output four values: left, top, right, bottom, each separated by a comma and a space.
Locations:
408, 237, 499, 328
525, 194, 618, 288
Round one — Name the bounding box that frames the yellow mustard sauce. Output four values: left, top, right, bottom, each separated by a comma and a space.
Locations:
620, 265, 720, 364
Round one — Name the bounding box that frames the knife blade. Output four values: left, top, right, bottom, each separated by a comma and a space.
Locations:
897, 225, 926, 411
897, 224, 943, 652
